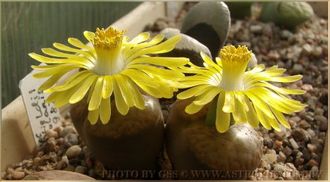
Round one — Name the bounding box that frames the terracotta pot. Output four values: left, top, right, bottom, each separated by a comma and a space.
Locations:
165, 99, 263, 179
70, 95, 164, 173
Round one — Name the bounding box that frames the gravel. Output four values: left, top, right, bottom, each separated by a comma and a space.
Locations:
226, 10, 327, 180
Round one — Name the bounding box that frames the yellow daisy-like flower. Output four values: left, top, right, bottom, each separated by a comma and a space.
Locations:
178, 45, 306, 133
29, 27, 189, 124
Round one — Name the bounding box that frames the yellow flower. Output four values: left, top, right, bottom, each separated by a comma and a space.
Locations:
178, 45, 306, 133
29, 27, 189, 124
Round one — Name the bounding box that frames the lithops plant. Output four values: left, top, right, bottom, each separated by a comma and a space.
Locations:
166, 45, 306, 179
29, 27, 189, 174
226, 1, 253, 19
181, 1, 231, 59
260, 2, 314, 29
160, 28, 212, 66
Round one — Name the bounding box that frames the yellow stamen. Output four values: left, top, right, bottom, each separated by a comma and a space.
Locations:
93, 27, 124, 49
92, 27, 125, 75
219, 45, 252, 91
219, 45, 252, 73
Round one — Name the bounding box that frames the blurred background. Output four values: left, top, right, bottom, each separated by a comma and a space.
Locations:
1, 2, 140, 107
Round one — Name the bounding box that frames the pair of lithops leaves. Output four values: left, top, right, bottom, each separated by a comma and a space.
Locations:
162, 1, 257, 68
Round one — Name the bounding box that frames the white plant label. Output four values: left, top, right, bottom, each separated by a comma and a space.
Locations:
19, 70, 61, 146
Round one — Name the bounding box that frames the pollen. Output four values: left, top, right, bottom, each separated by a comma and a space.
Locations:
93, 27, 124, 49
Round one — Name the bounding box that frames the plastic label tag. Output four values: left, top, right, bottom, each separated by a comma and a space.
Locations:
19, 70, 61, 145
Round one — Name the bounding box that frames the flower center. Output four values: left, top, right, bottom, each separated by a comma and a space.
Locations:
92, 27, 125, 75
219, 45, 252, 91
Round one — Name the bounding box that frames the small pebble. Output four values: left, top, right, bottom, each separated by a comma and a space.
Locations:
307, 144, 317, 153
312, 46, 323, 57
262, 149, 277, 164
65, 145, 82, 159
315, 115, 328, 131
298, 120, 311, 129
8, 168, 25, 180
310, 166, 319, 179
75, 165, 87, 174
292, 64, 304, 74
60, 126, 76, 137
289, 138, 299, 149
46, 129, 59, 139
307, 159, 319, 168
250, 25, 263, 33
301, 84, 313, 91
64, 133, 79, 146
278, 151, 287, 162
274, 140, 283, 149
283, 146, 293, 156
292, 128, 310, 142
302, 44, 313, 55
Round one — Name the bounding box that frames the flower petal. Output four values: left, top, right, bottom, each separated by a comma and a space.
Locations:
254, 105, 272, 130
267, 75, 303, 83
129, 32, 150, 44
38, 73, 64, 91
83, 31, 95, 42
200, 52, 222, 72
216, 92, 230, 133
46, 71, 91, 93
125, 77, 145, 110
33, 65, 79, 78
232, 95, 248, 124
69, 74, 97, 104
123, 34, 164, 58
88, 76, 104, 111
223, 91, 235, 113
177, 85, 210, 100
271, 108, 290, 128
250, 87, 305, 114
244, 91, 275, 118
185, 102, 204, 114
264, 112, 281, 131
129, 57, 189, 68
251, 82, 305, 95
88, 109, 99, 125
128, 64, 184, 81
245, 98, 259, 128
53, 42, 94, 58
122, 69, 168, 98
115, 75, 134, 107
99, 97, 111, 124
127, 35, 181, 61
193, 87, 221, 106
29, 53, 91, 67
52, 85, 81, 108
113, 75, 129, 115
102, 76, 113, 99
68, 37, 94, 52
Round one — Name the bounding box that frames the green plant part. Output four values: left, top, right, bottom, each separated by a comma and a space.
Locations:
260, 2, 314, 29
160, 28, 212, 67
226, 2, 253, 19
181, 1, 231, 59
